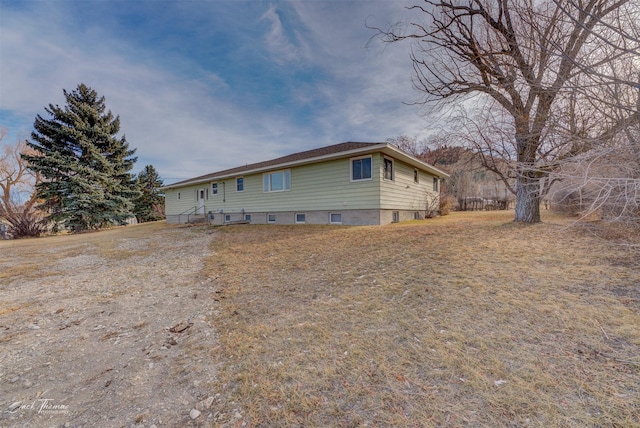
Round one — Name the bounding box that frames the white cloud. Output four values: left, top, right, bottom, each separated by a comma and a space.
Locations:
260, 5, 299, 64
1, 0, 442, 184
0, 2, 309, 182
286, 0, 439, 141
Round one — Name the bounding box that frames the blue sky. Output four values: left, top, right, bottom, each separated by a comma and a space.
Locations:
1, 0, 437, 183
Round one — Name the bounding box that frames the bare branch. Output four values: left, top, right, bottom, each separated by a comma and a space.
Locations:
0, 129, 48, 237
375, 0, 640, 222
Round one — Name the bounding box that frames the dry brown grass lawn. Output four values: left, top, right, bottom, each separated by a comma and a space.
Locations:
1, 213, 637, 427
0, 224, 161, 281
207, 211, 640, 427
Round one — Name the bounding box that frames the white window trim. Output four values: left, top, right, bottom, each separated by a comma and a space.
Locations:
211, 182, 218, 195
267, 213, 276, 223
295, 213, 306, 224
263, 169, 291, 193
350, 155, 373, 182
236, 177, 244, 192
177, 192, 181, 200
383, 157, 394, 181
329, 212, 342, 224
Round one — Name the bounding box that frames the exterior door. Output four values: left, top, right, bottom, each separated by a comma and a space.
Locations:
198, 189, 205, 214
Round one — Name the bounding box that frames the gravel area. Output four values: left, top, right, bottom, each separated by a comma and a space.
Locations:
0, 224, 223, 427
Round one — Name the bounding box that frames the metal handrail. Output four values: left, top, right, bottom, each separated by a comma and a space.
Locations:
178, 206, 197, 224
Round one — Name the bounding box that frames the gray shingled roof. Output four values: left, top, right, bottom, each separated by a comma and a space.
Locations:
168, 142, 381, 187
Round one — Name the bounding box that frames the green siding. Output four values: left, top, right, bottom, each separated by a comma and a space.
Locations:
165, 152, 442, 218
165, 157, 382, 215
165, 186, 205, 215
379, 155, 439, 211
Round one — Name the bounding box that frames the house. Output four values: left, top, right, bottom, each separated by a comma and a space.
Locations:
162, 142, 449, 226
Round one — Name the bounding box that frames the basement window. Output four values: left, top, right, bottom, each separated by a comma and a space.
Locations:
295, 213, 306, 224
267, 214, 276, 223
330, 213, 342, 224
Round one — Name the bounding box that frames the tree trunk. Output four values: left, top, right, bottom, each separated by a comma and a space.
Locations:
514, 172, 541, 223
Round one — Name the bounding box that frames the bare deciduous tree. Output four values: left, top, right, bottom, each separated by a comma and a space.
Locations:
0, 129, 48, 238
551, 131, 640, 221
387, 135, 428, 157
377, 0, 640, 222
423, 191, 440, 217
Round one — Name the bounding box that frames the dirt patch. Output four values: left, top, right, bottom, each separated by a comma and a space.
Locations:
0, 223, 221, 427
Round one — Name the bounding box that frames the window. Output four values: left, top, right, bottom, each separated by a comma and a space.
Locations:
236, 177, 244, 192
392, 211, 399, 223
244, 214, 252, 222
414, 212, 421, 220
351, 156, 372, 181
414, 169, 419, 184
211, 183, 218, 195
263, 170, 291, 192
225, 214, 231, 222
433, 177, 439, 192
267, 214, 276, 223
295, 213, 306, 223
384, 158, 394, 181
177, 192, 181, 200
330, 213, 342, 224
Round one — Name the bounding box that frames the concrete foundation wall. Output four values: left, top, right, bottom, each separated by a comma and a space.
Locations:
168, 209, 428, 226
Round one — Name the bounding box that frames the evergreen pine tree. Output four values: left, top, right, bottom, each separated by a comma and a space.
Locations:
23, 84, 138, 232
133, 165, 165, 222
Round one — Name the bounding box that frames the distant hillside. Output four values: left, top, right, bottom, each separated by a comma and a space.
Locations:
422, 146, 514, 210
421, 145, 469, 168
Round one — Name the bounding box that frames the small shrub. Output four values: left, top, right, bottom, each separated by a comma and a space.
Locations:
440, 195, 455, 216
